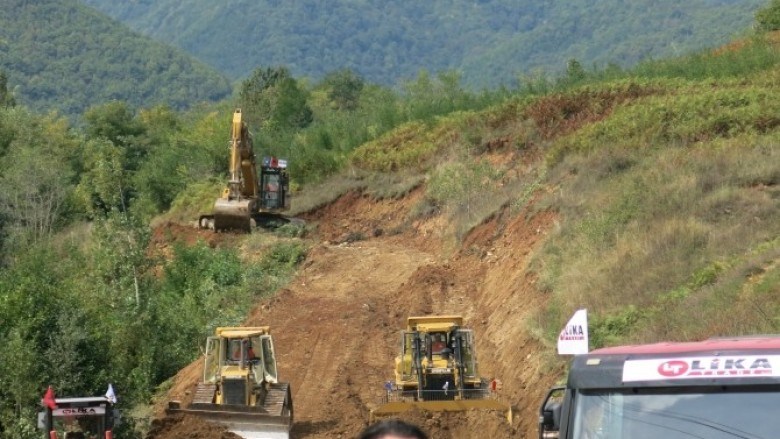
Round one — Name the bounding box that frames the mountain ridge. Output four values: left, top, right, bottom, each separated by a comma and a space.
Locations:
81, 0, 765, 87
0, 0, 233, 116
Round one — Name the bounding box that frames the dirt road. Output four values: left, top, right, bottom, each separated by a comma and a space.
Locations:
155, 186, 562, 438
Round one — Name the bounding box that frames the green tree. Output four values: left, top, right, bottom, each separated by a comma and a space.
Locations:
0, 71, 15, 109
83, 101, 147, 173
402, 70, 476, 121
239, 67, 313, 132
563, 58, 587, 85
130, 105, 187, 215
0, 112, 78, 251
75, 138, 131, 215
322, 69, 365, 111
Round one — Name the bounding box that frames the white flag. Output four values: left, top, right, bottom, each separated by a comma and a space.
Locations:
105, 384, 118, 404
557, 309, 589, 355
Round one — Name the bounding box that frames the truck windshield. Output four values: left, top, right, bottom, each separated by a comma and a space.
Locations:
573, 386, 780, 439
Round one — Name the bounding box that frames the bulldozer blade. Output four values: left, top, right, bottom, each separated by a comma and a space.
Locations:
167, 404, 291, 439
370, 399, 512, 424
213, 198, 254, 232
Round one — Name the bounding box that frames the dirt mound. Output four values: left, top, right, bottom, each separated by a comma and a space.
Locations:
385, 409, 518, 439
146, 414, 242, 439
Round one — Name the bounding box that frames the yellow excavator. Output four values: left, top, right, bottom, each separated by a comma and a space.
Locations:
199, 109, 291, 232
370, 315, 512, 423
167, 327, 293, 439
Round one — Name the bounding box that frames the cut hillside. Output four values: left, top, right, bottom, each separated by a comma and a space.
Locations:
150, 35, 780, 438
151, 153, 560, 438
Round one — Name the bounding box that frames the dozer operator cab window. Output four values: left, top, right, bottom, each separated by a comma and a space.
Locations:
258, 335, 279, 383
229, 339, 244, 362
456, 329, 478, 378
430, 333, 448, 355
204, 336, 220, 383
399, 332, 417, 381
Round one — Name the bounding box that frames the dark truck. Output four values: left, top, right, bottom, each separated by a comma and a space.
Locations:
539, 336, 780, 439
39, 396, 117, 439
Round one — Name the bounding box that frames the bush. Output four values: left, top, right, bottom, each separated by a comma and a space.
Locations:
756, 0, 780, 32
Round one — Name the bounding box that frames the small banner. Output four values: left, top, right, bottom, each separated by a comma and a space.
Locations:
105, 383, 118, 404
557, 309, 589, 355
42, 386, 57, 410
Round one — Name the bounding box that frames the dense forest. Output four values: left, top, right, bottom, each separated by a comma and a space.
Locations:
0, 1, 779, 438
80, 0, 765, 87
0, 0, 232, 116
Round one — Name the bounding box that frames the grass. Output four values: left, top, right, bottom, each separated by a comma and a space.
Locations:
535, 138, 780, 346
293, 32, 780, 351
287, 174, 365, 215
162, 179, 223, 224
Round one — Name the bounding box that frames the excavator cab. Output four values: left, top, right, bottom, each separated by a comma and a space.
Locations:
259, 157, 289, 211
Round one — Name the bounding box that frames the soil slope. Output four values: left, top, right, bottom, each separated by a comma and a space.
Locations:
152, 181, 561, 438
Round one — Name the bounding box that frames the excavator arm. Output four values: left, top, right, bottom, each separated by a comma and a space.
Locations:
225, 109, 259, 201
199, 109, 294, 232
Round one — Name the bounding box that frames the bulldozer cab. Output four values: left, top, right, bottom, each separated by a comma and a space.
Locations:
373, 316, 512, 424
204, 329, 279, 385
170, 326, 292, 439
398, 329, 478, 375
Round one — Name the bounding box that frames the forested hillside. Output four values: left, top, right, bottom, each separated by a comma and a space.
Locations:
0, 0, 232, 116
80, 0, 764, 87
1, 3, 779, 438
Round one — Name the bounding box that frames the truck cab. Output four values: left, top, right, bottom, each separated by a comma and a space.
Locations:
39, 396, 116, 439
539, 336, 780, 439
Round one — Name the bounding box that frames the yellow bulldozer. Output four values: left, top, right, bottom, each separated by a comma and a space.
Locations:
167, 327, 293, 439
370, 315, 512, 423
199, 109, 291, 232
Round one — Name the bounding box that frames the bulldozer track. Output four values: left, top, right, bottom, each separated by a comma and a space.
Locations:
263, 383, 291, 417
193, 383, 217, 405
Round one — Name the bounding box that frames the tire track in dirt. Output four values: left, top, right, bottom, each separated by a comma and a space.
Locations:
244, 242, 436, 438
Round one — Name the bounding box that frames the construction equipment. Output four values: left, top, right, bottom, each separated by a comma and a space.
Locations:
539, 336, 780, 439
370, 315, 512, 423
37, 389, 118, 439
199, 109, 291, 232
167, 327, 293, 439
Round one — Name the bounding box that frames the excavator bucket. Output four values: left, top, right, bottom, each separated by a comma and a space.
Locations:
212, 198, 255, 232
167, 383, 293, 439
